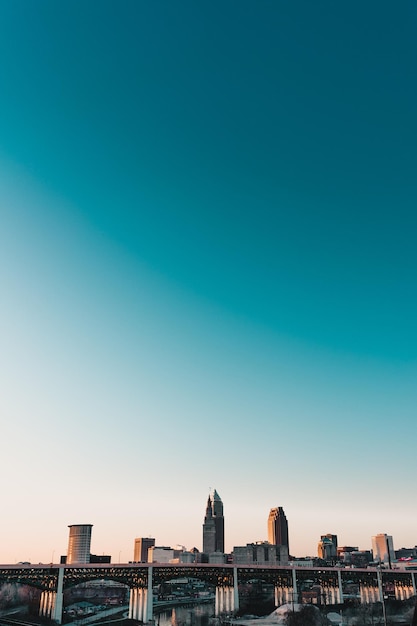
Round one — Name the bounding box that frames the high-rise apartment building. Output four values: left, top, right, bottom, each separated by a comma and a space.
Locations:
372, 533, 395, 566
133, 537, 155, 563
203, 489, 224, 554
67, 524, 93, 564
268, 507, 289, 554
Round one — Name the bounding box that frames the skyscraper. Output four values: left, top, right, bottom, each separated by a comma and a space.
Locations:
133, 537, 155, 562
321, 534, 338, 554
372, 533, 395, 566
67, 524, 93, 564
203, 489, 224, 553
318, 536, 337, 560
268, 507, 289, 554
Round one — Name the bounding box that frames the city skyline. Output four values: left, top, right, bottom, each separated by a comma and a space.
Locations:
0, 494, 413, 566
1, 1, 416, 565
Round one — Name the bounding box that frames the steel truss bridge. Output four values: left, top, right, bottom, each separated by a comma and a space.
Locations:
0, 563, 415, 624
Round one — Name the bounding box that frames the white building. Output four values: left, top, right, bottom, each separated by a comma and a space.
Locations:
148, 546, 174, 563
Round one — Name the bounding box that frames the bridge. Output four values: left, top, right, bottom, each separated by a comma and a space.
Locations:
0, 563, 415, 623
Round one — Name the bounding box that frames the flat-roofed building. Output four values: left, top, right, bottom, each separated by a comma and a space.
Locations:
372, 533, 395, 566
133, 538, 155, 563
233, 542, 288, 566
148, 546, 174, 563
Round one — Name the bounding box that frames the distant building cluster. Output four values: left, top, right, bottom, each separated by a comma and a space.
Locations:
57, 491, 417, 572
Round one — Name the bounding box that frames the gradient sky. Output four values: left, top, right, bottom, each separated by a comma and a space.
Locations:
1, 0, 416, 564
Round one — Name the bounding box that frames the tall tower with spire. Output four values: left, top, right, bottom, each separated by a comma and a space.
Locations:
268, 507, 289, 554
203, 489, 224, 554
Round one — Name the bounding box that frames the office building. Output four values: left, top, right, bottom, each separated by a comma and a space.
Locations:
133, 538, 155, 563
318, 536, 337, 560
267, 507, 289, 554
318, 534, 338, 560
203, 489, 224, 554
67, 524, 93, 564
321, 534, 338, 551
233, 542, 288, 566
148, 546, 174, 563
372, 533, 395, 566
396, 546, 417, 560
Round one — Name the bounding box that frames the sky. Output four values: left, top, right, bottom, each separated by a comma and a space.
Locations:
0, 0, 416, 564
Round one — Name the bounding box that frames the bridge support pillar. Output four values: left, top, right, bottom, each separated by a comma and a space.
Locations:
226, 586, 231, 613
361, 585, 367, 603
52, 566, 64, 623
215, 586, 235, 616
396, 583, 413, 601
147, 565, 153, 622
39, 590, 56, 619
327, 586, 337, 605
215, 586, 221, 615
360, 583, 383, 605
275, 586, 288, 606
395, 584, 404, 601
129, 567, 153, 623
129, 588, 148, 621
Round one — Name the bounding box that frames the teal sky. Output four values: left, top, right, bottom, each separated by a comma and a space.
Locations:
1, 0, 416, 563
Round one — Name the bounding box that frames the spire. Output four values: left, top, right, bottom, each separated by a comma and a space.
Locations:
205, 496, 213, 517
211, 489, 221, 501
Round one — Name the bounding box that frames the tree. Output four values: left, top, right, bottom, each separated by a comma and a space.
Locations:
285, 605, 322, 626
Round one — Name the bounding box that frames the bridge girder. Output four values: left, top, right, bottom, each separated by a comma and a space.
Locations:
0, 568, 58, 591
63, 566, 148, 589
152, 566, 233, 587
0, 564, 414, 594
237, 568, 292, 587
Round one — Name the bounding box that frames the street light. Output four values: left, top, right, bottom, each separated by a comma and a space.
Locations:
381, 594, 387, 626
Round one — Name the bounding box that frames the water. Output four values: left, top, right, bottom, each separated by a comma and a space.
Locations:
155, 601, 215, 626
